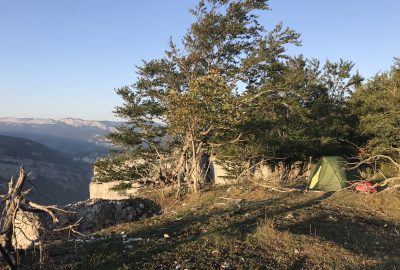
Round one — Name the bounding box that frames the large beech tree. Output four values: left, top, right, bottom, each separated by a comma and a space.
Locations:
103, 0, 301, 192
100, 0, 368, 192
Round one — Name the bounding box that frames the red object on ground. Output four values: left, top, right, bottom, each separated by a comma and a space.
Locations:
355, 181, 377, 193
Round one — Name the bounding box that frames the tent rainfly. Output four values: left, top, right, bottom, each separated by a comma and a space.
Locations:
308, 156, 350, 191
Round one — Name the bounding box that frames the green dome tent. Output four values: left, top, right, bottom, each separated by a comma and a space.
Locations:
308, 156, 350, 191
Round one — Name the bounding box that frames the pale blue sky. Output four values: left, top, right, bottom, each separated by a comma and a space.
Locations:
0, 0, 399, 121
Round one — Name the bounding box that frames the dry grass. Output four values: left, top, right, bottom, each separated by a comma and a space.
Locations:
254, 219, 375, 269
9, 183, 400, 269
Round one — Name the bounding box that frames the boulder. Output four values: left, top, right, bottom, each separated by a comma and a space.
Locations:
62, 197, 160, 233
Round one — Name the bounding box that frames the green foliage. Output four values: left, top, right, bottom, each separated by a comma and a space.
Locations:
166, 71, 238, 143
350, 58, 400, 176
351, 60, 400, 152
103, 0, 398, 186
93, 155, 150, 183
110, 182, 134, 191
221, 57, 360, 173
105, 0, 302, 186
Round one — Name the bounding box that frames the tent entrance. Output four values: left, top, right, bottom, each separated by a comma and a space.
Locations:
309, 165, 321, 189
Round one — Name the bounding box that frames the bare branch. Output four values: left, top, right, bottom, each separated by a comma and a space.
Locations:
349, 154, 400, 172
28, 202, 59, 223
53, 217, 85, 238
209, 133, 242, 147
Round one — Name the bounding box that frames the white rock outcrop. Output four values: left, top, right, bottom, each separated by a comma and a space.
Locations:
89, 181, 141, 200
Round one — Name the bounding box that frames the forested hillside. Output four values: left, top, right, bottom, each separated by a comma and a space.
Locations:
0, 135, 91, 204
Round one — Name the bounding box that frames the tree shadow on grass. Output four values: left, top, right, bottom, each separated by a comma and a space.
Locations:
65, 192, 335, 269
284, 210, 400, 268
211, 192, 335, 239
41, 191, 385, 269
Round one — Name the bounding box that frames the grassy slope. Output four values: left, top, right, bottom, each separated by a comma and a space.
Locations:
23, 184, 400, 269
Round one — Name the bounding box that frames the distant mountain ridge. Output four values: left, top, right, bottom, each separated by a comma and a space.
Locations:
0, 117, 117, 130
0, 117, 121, 156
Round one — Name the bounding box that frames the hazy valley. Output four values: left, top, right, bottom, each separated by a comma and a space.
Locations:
0, 117, 120, 205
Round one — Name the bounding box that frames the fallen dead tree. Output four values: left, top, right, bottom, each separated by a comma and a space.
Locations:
0, 167, 162, 269
0, 167, 76, 267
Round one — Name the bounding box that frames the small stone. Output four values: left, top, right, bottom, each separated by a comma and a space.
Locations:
164, 233, 170, 239
285, 213, 294, 219
124, 237, 144, 243
221, 262, 231, 269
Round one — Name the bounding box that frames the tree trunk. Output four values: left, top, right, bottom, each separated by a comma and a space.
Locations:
0, 167, 27, 250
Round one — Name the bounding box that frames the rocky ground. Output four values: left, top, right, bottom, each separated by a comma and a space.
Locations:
5, 182, 400, 269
